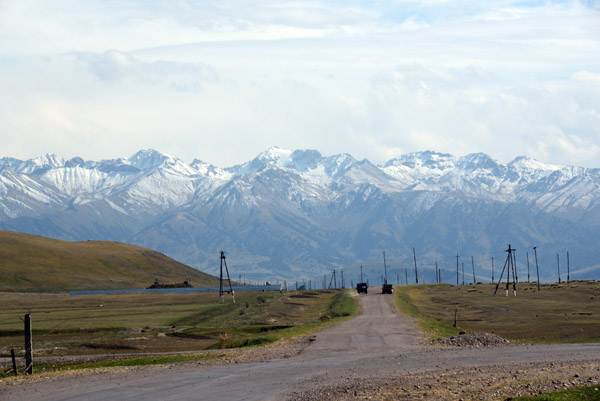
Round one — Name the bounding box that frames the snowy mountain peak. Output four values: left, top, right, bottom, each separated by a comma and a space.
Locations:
457, 153, 502, 172
190, 159, 207, 169
11, 153, 66, 174
256, 147, 293, 165
189, 159, 230, 180
508, 155, 562, 172
127, 149, 174, 171
230, 147, 309, 175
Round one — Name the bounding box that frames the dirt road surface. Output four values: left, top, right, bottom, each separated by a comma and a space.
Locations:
2, 289, 600, 400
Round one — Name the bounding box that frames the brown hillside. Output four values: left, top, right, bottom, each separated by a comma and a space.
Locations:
0, 230, 219, 292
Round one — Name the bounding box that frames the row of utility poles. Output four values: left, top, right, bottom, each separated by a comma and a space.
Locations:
296, 246, 574, 291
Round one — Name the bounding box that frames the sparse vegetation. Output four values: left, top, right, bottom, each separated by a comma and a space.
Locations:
0, 289, 358, 376
394, 285, 460, 339
394, 281, 600, 343
508, 385, 600, 400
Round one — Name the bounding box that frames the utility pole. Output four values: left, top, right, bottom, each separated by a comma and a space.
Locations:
405, 266, 408, 285
341, 270, 345, 289
508, 245, 517, 296
471, 256, 476, 284
435, 261, 439, 284
360, 265, 364, 283
328, 269, 337, 289
567, 251, 570, 283
462, 262, 465, 285
493, 244, 517, 297
383, 251, 388, 284
557, 254, 561, 284
24, 314, 33, 374
526, 252, 531, 283
513, 248, 518, 283
456, 253, 460, 286
533, 246, 540, 296
491, 257, 495, 282
413, 247, 419, 284
219, 250, 235, 303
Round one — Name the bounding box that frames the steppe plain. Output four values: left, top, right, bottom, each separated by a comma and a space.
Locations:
3, 283, 600, 400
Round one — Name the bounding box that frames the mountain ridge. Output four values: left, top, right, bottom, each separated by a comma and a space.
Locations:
1, 147, 599, 283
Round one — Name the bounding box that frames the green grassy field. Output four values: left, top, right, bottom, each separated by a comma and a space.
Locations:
0, 230, 219, 292
394, 281, 600, 343
0, 289, 358, 377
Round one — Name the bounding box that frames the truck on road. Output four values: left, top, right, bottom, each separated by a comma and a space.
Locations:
356, 283, 368, 294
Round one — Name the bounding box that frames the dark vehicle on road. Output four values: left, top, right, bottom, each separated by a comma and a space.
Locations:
356, 283, 368, 294
382, 283, 393, 294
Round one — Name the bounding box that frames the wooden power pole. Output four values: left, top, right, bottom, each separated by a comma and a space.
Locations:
456, 253, 459, 286
413, 247, 419, 284
567, 251, 570, 283
533, 246, 540, 296
24, 314, 33, 374
219, 251, 235, 303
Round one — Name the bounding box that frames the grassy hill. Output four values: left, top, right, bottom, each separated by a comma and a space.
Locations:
0, 230, 220, 292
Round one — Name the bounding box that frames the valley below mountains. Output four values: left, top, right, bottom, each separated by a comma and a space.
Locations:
1, 147, 599, 283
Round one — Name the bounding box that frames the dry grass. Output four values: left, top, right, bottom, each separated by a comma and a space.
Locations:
396, 281, 600, 343
0, 230, 219, 292
0, 289, 356, 361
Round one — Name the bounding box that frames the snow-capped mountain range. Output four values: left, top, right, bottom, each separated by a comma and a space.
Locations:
1, 147, 599, 283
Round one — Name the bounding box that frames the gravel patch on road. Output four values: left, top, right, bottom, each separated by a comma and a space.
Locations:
432, 332, 511, 348
289, 360, 600, 401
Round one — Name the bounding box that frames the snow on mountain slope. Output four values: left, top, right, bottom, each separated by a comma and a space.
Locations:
0, 150, 236, 214
1, 147, 600, 282
381, 151, 600, 214
5, 153, 66, 174
1, 147, 599, 219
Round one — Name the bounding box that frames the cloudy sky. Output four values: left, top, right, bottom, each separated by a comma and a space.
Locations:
1, 0, 599, 167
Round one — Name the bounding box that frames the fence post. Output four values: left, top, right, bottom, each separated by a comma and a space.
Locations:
454, 306, 458, 328
24, 313, 33, 374
11, 349, 18, 376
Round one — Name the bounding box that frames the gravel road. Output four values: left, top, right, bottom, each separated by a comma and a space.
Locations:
2, 289, 600, 400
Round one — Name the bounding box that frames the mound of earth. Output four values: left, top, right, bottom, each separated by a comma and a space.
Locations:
433, 331, 510, 347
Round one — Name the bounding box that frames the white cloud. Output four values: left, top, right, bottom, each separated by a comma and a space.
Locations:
0, 0, 599, 167
70, 50, 218, 92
